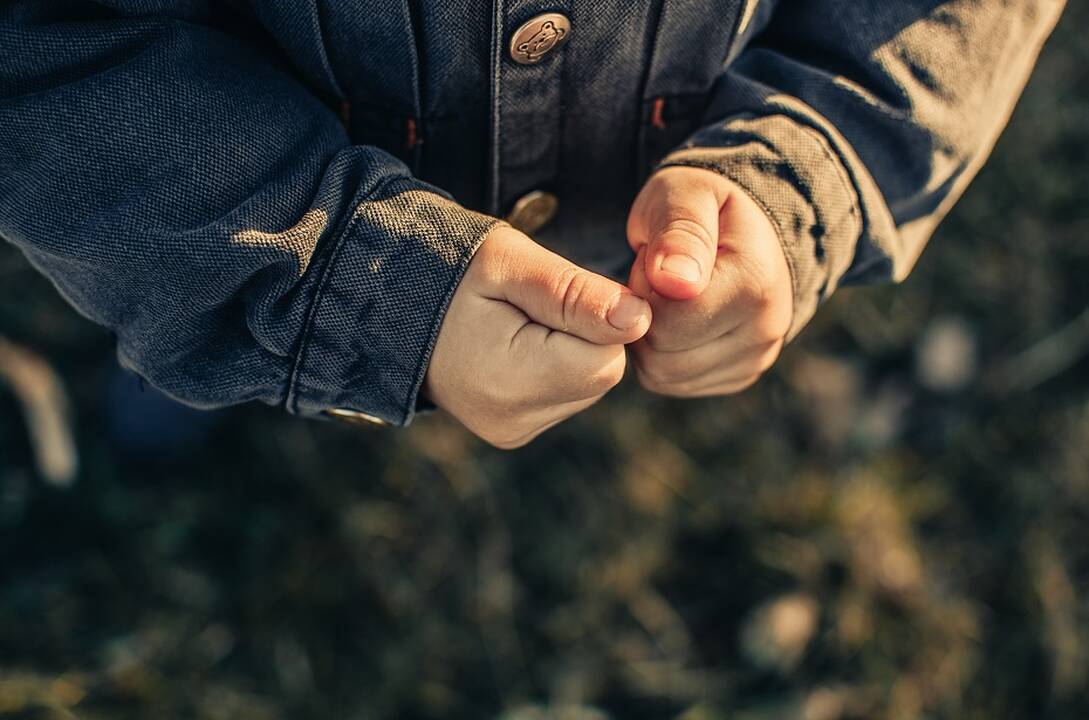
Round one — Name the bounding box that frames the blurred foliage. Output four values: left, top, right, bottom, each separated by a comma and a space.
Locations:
2, 7, 1089, 720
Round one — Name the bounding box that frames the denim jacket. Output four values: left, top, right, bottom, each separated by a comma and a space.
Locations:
0, 1, 1065, 425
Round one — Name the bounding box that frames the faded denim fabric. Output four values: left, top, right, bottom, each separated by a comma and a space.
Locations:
0, 1, 1065, 425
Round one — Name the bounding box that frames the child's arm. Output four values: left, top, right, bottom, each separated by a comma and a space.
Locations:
654, 0, 1065, 341
626, 0, 1065, 399
0, 3, 518, 429
0, 4, 650, 444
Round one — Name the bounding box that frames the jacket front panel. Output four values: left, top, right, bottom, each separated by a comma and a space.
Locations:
273, 0, 747, 270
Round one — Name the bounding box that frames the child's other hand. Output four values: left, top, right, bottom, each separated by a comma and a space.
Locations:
626, 167, 793, 398
425, 225, 651, 449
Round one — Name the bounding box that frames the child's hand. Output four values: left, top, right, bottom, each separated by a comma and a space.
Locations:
626, 167, 794, 397
426, 224, 652, 448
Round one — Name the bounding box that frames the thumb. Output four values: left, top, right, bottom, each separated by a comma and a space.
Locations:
489, 227, 652, 346
629, 167, 727, 301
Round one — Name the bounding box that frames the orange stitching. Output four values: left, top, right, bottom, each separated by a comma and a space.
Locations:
651, 97, 667, 130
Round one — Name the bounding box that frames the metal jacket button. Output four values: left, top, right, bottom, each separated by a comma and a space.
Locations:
510, 13, 571, 65
325, 408, 391, 427
507, 191, 559, 235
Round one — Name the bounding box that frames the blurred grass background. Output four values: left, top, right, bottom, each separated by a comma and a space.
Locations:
2, 6, 1088, 719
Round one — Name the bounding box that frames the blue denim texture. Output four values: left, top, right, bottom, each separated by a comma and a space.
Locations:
0, 1, 1065, 424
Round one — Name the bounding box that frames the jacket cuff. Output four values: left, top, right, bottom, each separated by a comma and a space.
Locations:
286, 176, 501, 426
656, 114, 865, 341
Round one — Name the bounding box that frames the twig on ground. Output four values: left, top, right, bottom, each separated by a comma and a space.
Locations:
0, 337, 78, 486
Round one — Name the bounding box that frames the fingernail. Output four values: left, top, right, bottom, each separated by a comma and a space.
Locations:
608, 294, 650, 331
660, 254, 702, 283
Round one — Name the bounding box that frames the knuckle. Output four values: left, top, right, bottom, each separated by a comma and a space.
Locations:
477, 234, 518, 289
583, 354, 627, 396
751, 284, 776, 312
635, 354, 690, 393
736, 255, 783, 310
480, 378, 521, 411
598, 360, 627, 392
475, 387, 533, 429
740, 272, 775, 311
554, 265, 600, 329
635, 367, 666, 394
643, 327, 672, 353
634, 354, 671, 387
637, 368, 695, 398
757, 339, 785, 372
661, 218, 715, 252
583, 375, 612, 397
750, 310, 790, 343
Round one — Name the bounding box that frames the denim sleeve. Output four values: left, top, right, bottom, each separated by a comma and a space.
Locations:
0, 6, 499, 426
658, 0, 1066, 340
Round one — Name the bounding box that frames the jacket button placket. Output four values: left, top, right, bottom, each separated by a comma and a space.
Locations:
495, 3, 572, 236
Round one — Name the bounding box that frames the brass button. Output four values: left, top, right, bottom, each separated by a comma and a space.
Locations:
510, 13, 571, 65
324, 408, 391, 427
506, 191, 559, 235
